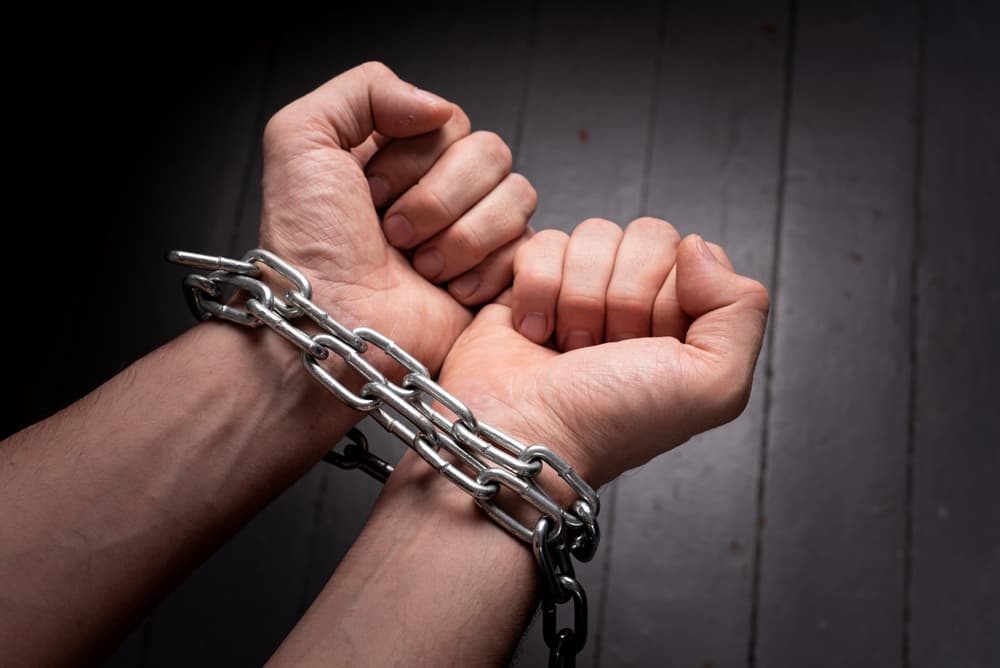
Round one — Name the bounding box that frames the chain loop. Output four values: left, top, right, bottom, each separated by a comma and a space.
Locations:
403, 373, 476, 430
475, 468, 565, 543
533, 516, 576, 603
550, 629, 577, 668
302, 334, 380, 411
246, 299, 328, 359
542, 575, 587, 660
285, 290, 367, 352
241, 248, 312, 318
168, 250, 260, 276
322, 428, 394, 483
168, 248, 600, 668
197, 271, 275, 326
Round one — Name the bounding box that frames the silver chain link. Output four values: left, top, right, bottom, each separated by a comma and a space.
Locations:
168, 249, 600, 666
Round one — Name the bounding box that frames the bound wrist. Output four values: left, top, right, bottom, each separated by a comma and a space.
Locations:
184, 319, 359, 464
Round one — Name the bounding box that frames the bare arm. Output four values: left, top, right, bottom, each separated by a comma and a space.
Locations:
268, 456, 544, 667
0, 322, 353, 664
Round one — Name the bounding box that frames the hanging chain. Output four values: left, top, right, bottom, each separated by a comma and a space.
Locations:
168, 249, 600, 666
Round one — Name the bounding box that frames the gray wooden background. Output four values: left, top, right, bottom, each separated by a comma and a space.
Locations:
4, 1, 997, 666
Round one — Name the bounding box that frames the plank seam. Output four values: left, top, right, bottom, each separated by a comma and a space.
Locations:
511, 0, 540, 172
902, 1, 928, 666
747, 1, 798, 665
636, 3, 667, 221
592, 482, 619, 668
299, 472, 331, 615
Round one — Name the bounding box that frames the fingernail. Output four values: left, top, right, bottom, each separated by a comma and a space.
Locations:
450, 272, 481, 299
695, 235, 719, 264
413, 87, 446, 105
367, 175, 391, 208
564, 330, 594, 351
519, 312, 547, 341
384, 214, 415, 247
414, 248, 444, 279
609, 332, 638, 342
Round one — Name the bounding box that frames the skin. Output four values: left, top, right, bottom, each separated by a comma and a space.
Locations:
270, 219, 769, 666
0, 62, 533, 666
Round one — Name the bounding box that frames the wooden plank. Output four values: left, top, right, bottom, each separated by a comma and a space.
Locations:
910, 1, 1000, 665
509, 1, 663, 665
601, 2, 788, 666
755, 2, 919, 666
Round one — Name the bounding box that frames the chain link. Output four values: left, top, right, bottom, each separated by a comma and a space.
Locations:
322, 428, 394, 483
169, 249, 601, 666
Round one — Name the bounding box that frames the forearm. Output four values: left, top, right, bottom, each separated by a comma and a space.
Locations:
268, 454, 541, 667
269, 399, 606, 668
0, 320, 358, 665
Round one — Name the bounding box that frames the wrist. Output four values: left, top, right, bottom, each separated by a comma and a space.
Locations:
433, 371, 609, 491
304, 265, 470, 379
181, 318, 359, 466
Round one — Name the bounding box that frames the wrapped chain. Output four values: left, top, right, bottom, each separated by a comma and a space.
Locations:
168, 249, 600, 667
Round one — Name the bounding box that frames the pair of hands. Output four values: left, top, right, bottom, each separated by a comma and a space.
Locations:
260, 62, 769, 487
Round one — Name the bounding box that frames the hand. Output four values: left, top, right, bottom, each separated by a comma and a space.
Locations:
258, 62, 535, 373
436, 217, 770, 486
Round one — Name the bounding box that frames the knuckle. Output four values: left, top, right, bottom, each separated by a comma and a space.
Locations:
739, 277, 771, 313
470, 131, 513, 170
447, 224, 488, 262
507, 173, 538, 216
517, 229, 566, 273
605, 289, 653, 316
447, 106, 472, 136
408, 183, 453, 220
262, 107, 295, 148
577, 217, 623, 239
559, 291, 606, 316
519, 264, 562, 293
516, 230, 569, 271
358, 60, 394, 79
627, 216, 680, 243
534, 228, 570, 247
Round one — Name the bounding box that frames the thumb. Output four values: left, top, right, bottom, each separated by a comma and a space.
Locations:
674, 234, 770, 424
265, 61, 454, 151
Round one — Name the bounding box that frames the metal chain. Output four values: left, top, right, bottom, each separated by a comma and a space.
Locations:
168, 249, 600, 665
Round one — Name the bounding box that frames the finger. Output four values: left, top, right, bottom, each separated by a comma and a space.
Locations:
675, 234, 770, 424
556, 219, 623, 351
448, 229, 535, 306
604, 217, 680, 341
264, 61, 453, 154
509, 229, 569, 343
364, 107, 472, 209
653, 239, 733, 340
412, 173, 536, 282
382, 131, 512, 248
351, 131, 393, 168
706, 241, 735, 271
